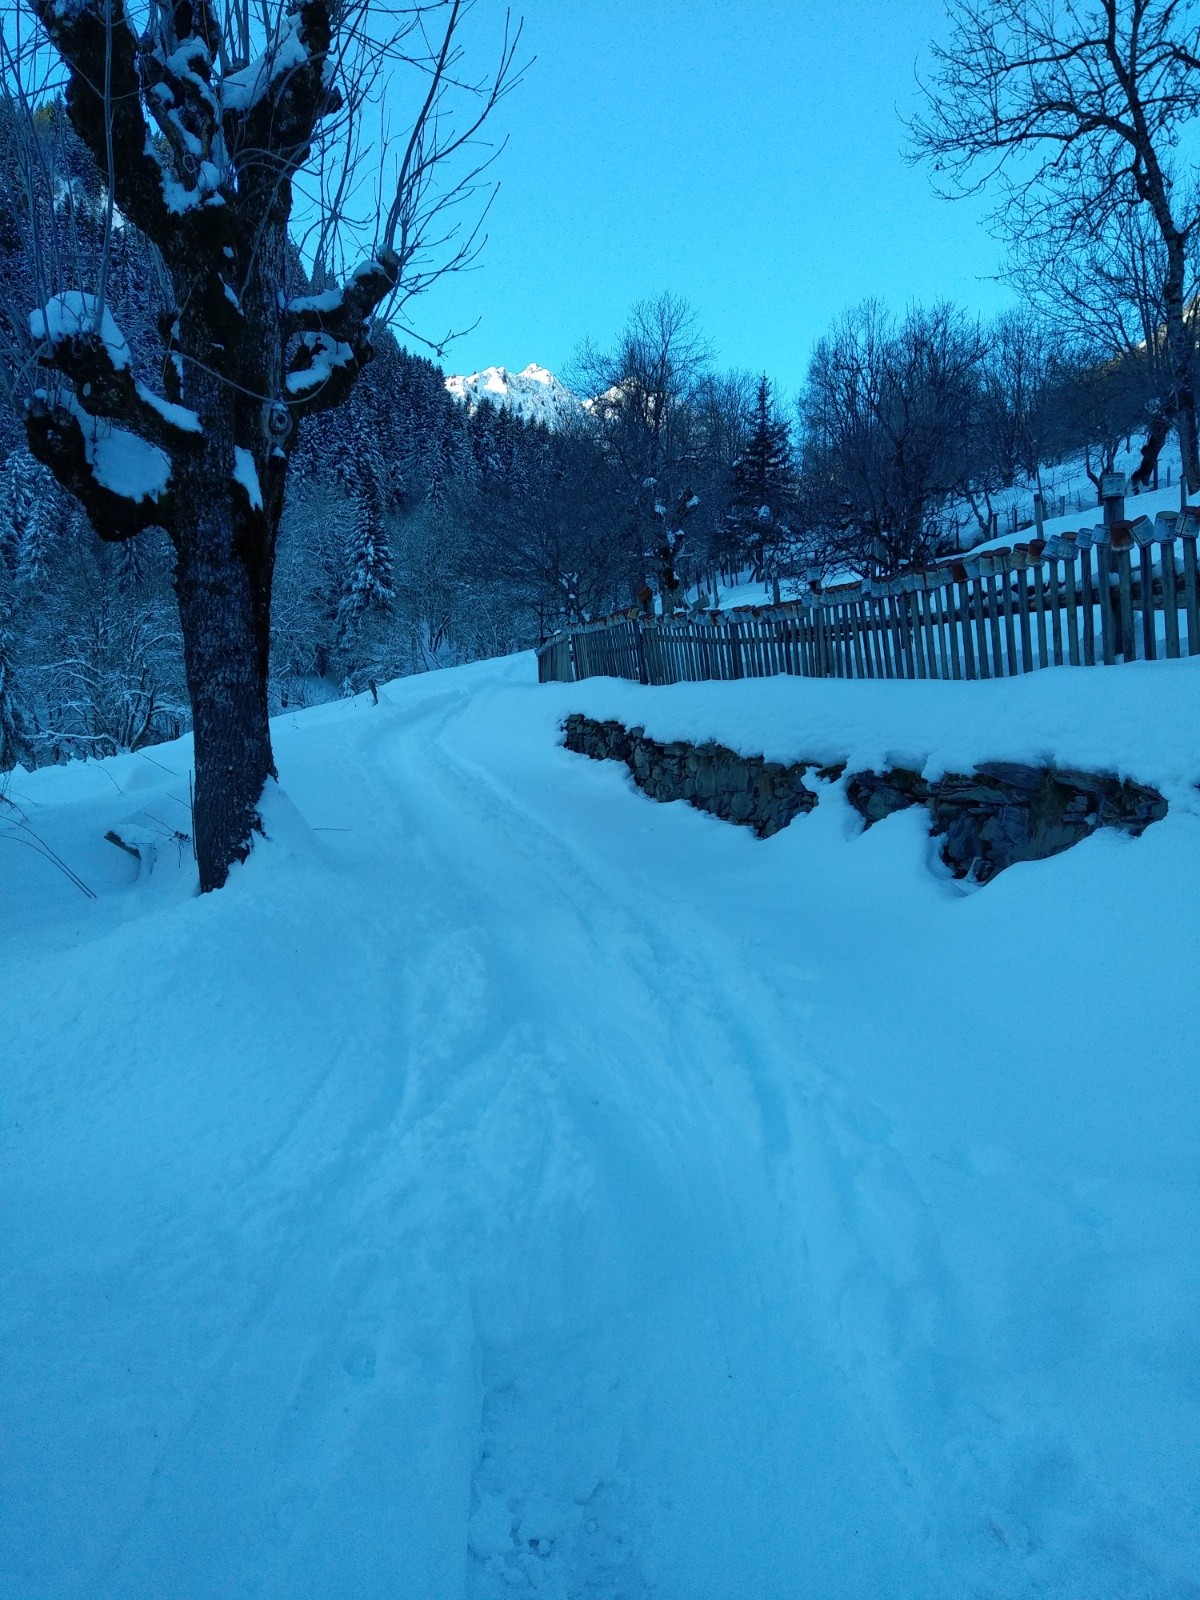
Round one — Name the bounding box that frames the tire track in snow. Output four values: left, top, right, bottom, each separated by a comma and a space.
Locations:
346, 680, 960, 1595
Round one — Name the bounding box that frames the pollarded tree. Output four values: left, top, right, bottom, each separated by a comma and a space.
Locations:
6, 0, 522, 889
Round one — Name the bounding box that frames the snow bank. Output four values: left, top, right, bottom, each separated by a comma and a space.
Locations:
2, 653, 1197, 1598
551, 654, 1200, 802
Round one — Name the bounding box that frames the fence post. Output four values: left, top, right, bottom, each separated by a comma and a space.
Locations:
1027, 543, 1048, 668
634, 619, 650, 685
1093, 524, 1116, 664
1112, 524, 1136, 660
1077, 530, 1096, 666
1044, 541, 1064, 666
1060, 534, 1081, 667
1181, 510, 1200, 653
979, 553, 1005, 672
1102, 471, 1127, 530
728, 618, 744, 679
1131, 516, 1157, 661
965, 557, 991, 677
1156, 513, 1181, 659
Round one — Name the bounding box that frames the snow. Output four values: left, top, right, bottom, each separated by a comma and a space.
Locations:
559, 654, 1200, 799
968, 478, 1188, 557
286, 332, 354, 397
29, 293, 131, 370
42, 392, 172, 502
445, 363, 582, 428
233, 446, 263, 509
286, 286, 344, 316
146, 135, 228, 215
2, 654, 1198, 1597
956, 437, 1190, 556
164, 37, 212, 80
87, 420, 171, 501
219, 25, 309, 114
135, 382, 202, 435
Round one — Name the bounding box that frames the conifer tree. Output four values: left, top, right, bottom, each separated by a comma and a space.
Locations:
723, 376, 797, 579
0, 614, 31, 769
1, 450, 39, 574
114, 533, 146, 597
336, 504, 395, 646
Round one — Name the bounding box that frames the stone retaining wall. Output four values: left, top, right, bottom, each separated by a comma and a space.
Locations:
562, 714, 1168, 884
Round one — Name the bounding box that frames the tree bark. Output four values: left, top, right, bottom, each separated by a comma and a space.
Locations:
1131, 408, 1171, 490
1160, 237, 1200, 496
20, 0, 417, 890
172, 472, 277, 893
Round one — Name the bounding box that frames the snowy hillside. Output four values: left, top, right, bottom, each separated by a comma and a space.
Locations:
959, 436, 1188, 553
3, 655, 1199, 1598
444, 362, 581, 428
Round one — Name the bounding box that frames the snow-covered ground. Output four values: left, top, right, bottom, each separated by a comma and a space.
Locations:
2, 654, 1198, 1598
962, 437, 1188, 555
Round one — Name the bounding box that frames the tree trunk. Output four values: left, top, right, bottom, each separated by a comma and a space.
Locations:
1131, 409, 1171, 490
1161, 237, 1200, 496
172, 473, 276, 893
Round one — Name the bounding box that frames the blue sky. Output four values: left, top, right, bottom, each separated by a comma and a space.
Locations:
408, 0, 1016, 389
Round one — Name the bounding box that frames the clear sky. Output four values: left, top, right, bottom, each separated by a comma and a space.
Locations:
408, 0, 1016, 389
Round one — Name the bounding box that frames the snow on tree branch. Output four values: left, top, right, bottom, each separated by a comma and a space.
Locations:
221, 0, 343, 173
284, 250, 399, 414
29, 294, 202, 449
25, 392, 172, 539
284, 252, 400, 340
24, 294, 191, 538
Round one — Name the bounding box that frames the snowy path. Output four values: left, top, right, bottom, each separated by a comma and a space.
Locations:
2, 655, 1198, 1597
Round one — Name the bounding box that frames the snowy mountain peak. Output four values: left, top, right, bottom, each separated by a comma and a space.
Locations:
444, 362, 580, 428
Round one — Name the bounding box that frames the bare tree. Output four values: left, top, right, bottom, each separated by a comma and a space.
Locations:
574, 293, 713, 607
911, 0, 1200, 494
800, 301, 986, 574
3, 0, 523, 889
1003, 198, 1200, 484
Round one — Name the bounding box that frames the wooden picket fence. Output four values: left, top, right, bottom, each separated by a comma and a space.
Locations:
537, 510, 1200, 687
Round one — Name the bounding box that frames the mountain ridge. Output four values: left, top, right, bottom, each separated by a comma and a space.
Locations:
444, 361, 580, 428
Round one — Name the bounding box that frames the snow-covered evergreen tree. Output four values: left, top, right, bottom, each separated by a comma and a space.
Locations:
1, 448, 54, 588
114, 533, 146, 597
723, 376, 798, 578
0, 613, 31, 770
336, 505, 395, 647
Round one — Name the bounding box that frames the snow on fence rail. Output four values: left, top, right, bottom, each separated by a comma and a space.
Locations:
537, 510, 1200, 687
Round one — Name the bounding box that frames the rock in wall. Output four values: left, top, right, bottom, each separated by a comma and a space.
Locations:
562, 715, 820, 838
845, 762, 1167, 883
